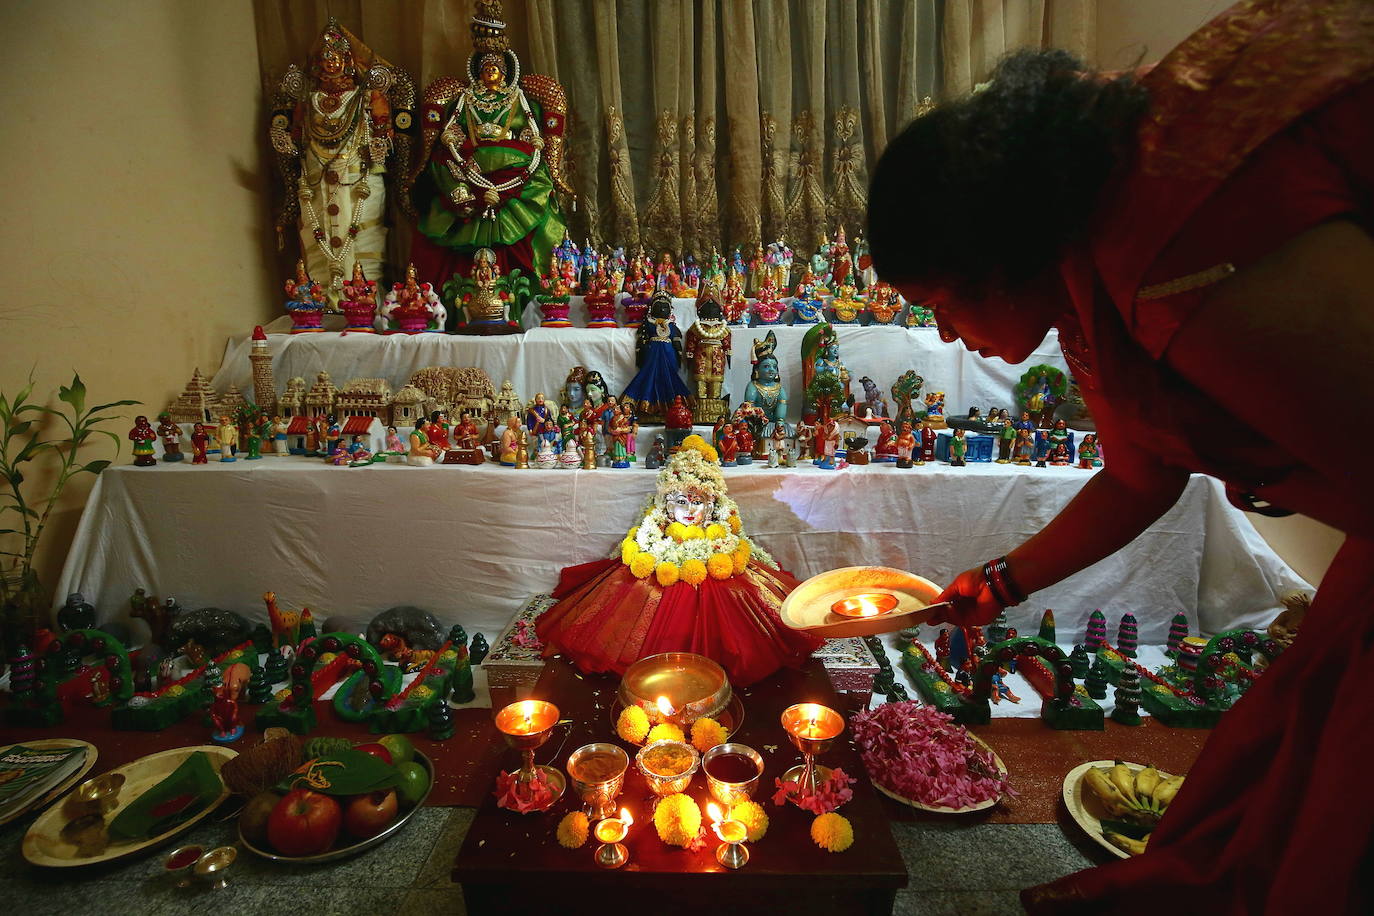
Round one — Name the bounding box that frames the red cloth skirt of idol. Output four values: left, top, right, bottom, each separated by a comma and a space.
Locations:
407, 229, 536, 297
535, 557, 824, 687
1024, 535, 1374, 914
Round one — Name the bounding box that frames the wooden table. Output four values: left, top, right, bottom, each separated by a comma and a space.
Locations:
454, 656, 908, 915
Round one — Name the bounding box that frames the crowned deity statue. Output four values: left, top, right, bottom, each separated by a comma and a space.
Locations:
750, 273, 787, 326
867, 280, 902, 325
340, 262, 378, 332
829, 225, 853, 290
621, 292, 691, 423
721, 270, 749, 326
743, 331, 788, 428
378, 263, 445, 332
269, 20, 414, 303
684, 297, 731, 424
791, 268, 825, 324
764, 239, 794, 289
801, 323, 852, 422
283, 259, 329, 332
407, 0, 573, 284
828, 278, 864, 325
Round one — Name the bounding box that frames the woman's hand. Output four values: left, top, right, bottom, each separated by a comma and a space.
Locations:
933, 567, 1006, 627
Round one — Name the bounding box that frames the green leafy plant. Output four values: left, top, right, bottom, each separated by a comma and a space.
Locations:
0, 373, 138, 638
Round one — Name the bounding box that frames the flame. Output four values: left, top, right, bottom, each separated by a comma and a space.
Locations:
855, 596, 881, 617
706, 802, 723, 825
656, 696, 675, 718
620, 808, 633, 827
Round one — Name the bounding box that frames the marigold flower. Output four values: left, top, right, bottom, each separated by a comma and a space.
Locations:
630, 552, 657, 579
666, 522, 689, 542
682, 526, 705, 541
731, 800, 769, 841
556, 811, 589, 848
656, 561, 681, 587
646, 723, 685, 744
811, 812, 854, 852
621, 540, 638, 565
727, 515, 742, 534
654, 793, 702, 847
705, 523, 727, 540
707, 553, 734, 580
681, 559, 708, 586
616, 705, 651, 744
690, 717, 728, 753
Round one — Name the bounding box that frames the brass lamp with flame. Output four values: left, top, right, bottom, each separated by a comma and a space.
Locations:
779, 566, 949, 638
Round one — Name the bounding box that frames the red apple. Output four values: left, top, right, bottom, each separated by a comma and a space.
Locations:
267, 789, 341, 856
344, 789, 399, 839
353, 743, 393, 765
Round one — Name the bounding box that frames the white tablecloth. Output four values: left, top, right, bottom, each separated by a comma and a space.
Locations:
214, 302, 1068, 425
57, 459, 1307, 650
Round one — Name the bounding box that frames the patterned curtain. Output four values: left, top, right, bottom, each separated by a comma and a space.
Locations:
255, 0, 1094, 262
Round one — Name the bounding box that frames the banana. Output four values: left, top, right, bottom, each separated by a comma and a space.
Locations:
1152, 774, 1185, 809
1111, 763, 1140, 807
1084, 767, 1131, 816
1106, 831, 1150, 856
1134, 766, 1161, 803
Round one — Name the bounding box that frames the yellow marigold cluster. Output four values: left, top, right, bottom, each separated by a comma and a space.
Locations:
690, 717, 728, 753
626, 526, 639, 542
682, 526, 704, 541
811, 813, 854, 852
732, 542, 751, 574
727, 514, 742, 534
621, 540, 638, 564
654, 793, 702, 847
707, 553, 734, 580
656, 561, 680, 587
410, 685, 433, 699
666, 522, 689, 542
630, 552, 657, 579
705, 523, 727, 540
616, 705, 651, 744
556, 811, 589, 848
681, 559, 708, 586
679, 434, 719, 464
731, 800, 769, 842
646, 723, 685, 744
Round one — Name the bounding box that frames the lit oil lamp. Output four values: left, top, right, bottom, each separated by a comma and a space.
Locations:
656, 695, 677, 723
830, 592, 899, 619
707, 802, 749, 869
495, 699, 565, 811
594, 808, 633, 868
780, 702, 844, 803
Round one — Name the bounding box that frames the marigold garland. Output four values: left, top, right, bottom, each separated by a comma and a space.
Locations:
654, 793, 702, 847
630, 552, 657, 579
616, 705, 651, 744
707, 553, 734, 580
690, 717, 728, 753
556, 811, 589, 848
705, 523, 727, 540
646, 723, 685, 744
727, 514, 742, 534
810, 812, 854, 852
655, 561, 680, 587
681, 559, 708, 586
731, 800, 769, 841
732, 551, 749, 575
621, 540, 637, 564
666, 522, 689, 542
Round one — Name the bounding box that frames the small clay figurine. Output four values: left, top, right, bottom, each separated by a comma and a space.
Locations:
815, 417, 840, 469
385, 425, 405, 455
918, 419, 936, 465
190, 423, 210, 464
795, 419, 815, 461
645, 435, 668, 469
1013, 426, 1035, 465
499, 415, 522, 466
718, 424, 738, 467
245, 416, 267, 460
579, 424, 597, 470
516, 428, 531, 469
949, 428, 968, 467
408, 420, 442, 467
58, 593, 97, 632
217, 416, 239, 462
998, 416, 1016, 463
347, 435, 373, 466
128, 416, 157, 466
469, 633, 489, 665
768, 422, 792, 468
735, 424, 755, 465
156, 413, 184, 462
895, 421, 916, 468
874, 419, 898, 463
989, 667, 1021, 704
1049, 443, 1072, 466
209, 677, 244, 743
272, 415, 290, 455
1077, 433, 1102, 468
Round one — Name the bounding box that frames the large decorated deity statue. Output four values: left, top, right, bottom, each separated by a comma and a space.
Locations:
535, 435, 823, 685
621, 291, 690, 423
684, 296, 731, 424
443, 246, 530, 335
743, 331, 788, 427
269, 20, 414, 302
407, 0, 573, 284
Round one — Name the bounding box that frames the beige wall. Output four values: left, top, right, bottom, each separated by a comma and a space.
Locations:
0, 0, 275, 602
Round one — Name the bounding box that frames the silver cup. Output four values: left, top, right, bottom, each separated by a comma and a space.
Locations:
566, 743, 629, 820
701, 743, 764, 808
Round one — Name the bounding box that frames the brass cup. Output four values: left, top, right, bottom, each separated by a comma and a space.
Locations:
165, 844, 205, 889
194, 845, 237, 890
635, 740, 700, 797
566, 743, 628, 821
63, 772, 126, 819
701, 743, 763, 808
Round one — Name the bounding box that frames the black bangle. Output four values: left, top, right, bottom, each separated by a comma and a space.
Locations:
983, 557, 1025, 607
995, 556, 1028, 605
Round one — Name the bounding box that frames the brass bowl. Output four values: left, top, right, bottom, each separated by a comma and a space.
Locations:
566, 743, 629, 821
618, 652, 731, 725
635, 740, 700, 797
701, 743, 764, 808
63, 772, 125, 819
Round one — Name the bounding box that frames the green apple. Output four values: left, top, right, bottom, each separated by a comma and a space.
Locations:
377, 733, 415, 765
395, 761, 430, 807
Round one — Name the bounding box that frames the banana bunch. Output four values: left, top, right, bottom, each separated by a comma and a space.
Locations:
1083, 763, 1185, 854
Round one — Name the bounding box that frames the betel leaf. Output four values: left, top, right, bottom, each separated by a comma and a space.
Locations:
278, 749, 399, 796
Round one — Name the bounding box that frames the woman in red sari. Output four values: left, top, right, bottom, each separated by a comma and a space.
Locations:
867, 1, 1374, 912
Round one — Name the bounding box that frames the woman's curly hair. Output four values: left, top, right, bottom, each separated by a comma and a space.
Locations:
867, 49, 1148, 296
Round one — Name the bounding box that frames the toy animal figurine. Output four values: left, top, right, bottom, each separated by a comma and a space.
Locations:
156, 413, 184, 462
190, 423, 210, 464
128, 416, 157, 466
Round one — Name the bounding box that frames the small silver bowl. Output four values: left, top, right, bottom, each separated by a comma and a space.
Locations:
701, 743, 764, 808
165, 844, 205, 888
635, 740, 700, 797
195, 845, 236, 890
63, 772, 125, 819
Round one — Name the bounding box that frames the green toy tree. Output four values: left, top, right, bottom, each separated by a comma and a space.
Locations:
247, 665, 272, 704
1069, 644, 1090, 679
1084, 610, 1107, 650
1037, 608, 1056, 643
1117, 613, 1139, 658
1111, 667, 1143, 725
1167, 613, 1189, 656
806, 372, 846, 423
1086, 657, 1109, 699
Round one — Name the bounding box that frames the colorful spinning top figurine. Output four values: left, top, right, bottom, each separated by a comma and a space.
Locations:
791, 269, 825, 324
340, 262, 378, 332
128, 416, 157, 467
750, 274, 786, 326
156, 412, 184, 463
621, 291, 690, 423
537, 435, 822, 684
380, 263, 446, 332
584, 264, 619, 328
283, 259, 328, 332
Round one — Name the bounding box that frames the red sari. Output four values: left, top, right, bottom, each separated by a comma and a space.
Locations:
535, 558, 823, 687
1026, 1, 1374, 912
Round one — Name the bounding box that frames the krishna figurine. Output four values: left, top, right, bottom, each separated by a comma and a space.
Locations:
536, 435, 822, 686
407, 0, 573, 286
269, 19, 415, 304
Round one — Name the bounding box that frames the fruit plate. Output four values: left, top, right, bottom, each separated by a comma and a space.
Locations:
1062, 760, 1172, 859
22, 745, 236, 867
609, 694, 745, 746
872, 733, 1008, 814
238, 749, 434, 864
0, 739, 97, 828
